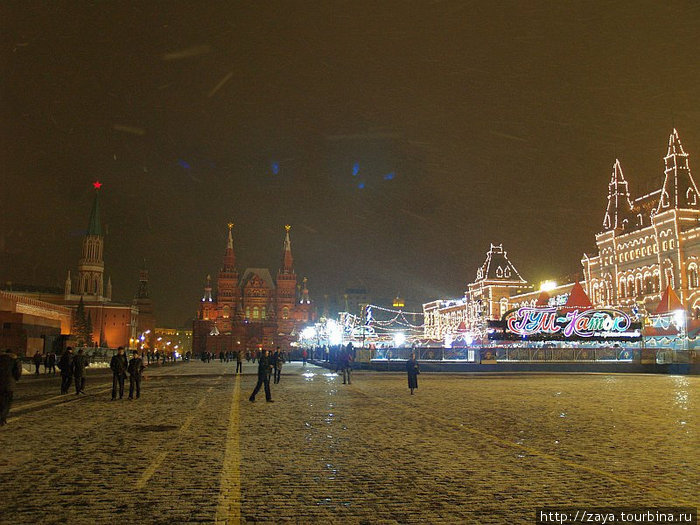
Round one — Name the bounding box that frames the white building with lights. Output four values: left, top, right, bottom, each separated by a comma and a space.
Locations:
582, 129, 700, 318
423, 129, 700, 342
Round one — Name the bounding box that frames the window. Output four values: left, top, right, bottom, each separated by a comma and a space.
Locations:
619, 280, 627, 298
245, 307, 250, 319
689, 265, 699, 289
670, 239, 675, 249
261, 307, 267, 319
253, 306, 259, 319
283, 306, 290, 320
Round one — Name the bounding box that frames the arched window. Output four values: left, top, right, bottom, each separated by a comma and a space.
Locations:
653, 272, 660, 293
665, 268, 674, 289
688, 265, 699, 289
644, 274, 653, 294
670, 239, 675, 249
663, 241, 668, 251
222, 305, 230, 318
283, 306, 290, 320
261, 307, 267, 319
253, 306, 259, 319
635, 275, 643, 296
619, 280, 627, 298
245, 307, 250, 319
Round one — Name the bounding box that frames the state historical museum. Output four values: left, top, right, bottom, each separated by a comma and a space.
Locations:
192, 225, 314, 355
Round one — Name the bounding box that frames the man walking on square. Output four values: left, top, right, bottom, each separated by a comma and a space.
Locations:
32, 351, 42, 375
342, 346, 353, 385
110, 347, 128, 400
73, 348, 88, 394
249, 349, 273, 403
128, 351, 145, 399
45, 351, 57, 375
58, 347, 73, 394
0, 349, 22, 426
235, 350, 242, 374
272, 347, 283, 384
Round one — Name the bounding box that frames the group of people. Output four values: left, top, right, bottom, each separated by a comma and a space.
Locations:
200, 350, 244, 373
109, 347, 146, 400
31, 351, 57, 375
57, 347, 90, 394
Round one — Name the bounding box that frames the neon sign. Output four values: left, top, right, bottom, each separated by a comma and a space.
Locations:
505, 307, 633, 338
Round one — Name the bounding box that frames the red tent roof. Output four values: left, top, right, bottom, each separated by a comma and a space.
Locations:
562, 282, 592, 311
654, 286, 685, 315
535, 291, 550, 307
457, 321, 467, 332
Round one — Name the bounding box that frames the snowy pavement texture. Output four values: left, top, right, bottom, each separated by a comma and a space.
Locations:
0, 361, 697, 524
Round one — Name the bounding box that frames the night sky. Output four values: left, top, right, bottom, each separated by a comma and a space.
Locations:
3, 2, 700, 327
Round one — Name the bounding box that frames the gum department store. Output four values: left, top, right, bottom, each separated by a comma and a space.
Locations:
424, 129, 700, 340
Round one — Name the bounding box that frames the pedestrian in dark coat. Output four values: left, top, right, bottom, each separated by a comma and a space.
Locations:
45, 352, 57, 375
249, 349, 273, 402
72, 348, 89, 394
272, 347, 283, 384
110, 347, 128, 400
235, 350, 242, 374
128, 351, 145, 399
32, 351, 42, 375
406, 353, 419, 395
0, 349, 22, 425
342, 350, 353, 385
58, 347, 74, 394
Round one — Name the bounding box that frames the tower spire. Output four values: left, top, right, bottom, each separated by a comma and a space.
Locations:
76, 181, 105, 297
658, 129, 700, 211
300, 277, 310, 304
603, 159, 635, 231
281, 224, 294, 274
222, 222, 236, 271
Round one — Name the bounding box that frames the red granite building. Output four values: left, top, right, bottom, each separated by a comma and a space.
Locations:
192, 225, 315, 355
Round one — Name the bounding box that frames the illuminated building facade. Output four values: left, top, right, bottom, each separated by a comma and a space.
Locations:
582, 129, 700, 318
192, 225, 315, 354
423, 129, 700, 342
10, 184, 147, 349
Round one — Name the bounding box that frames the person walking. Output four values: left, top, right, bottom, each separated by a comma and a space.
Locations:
235, 350, 242, 374
58, 347, 74, 394
272, 347, 283, 384
406, 352, 420, 395
0, 349, 22, 426
249, 349, 273, 403
110, 347, 128, 400
32, 351, 42, 375
341, 349, 353, 385
45, 352, 57, 375
302, 348, 307, 367
72, 348, 88, 395
128, 351, 145, 399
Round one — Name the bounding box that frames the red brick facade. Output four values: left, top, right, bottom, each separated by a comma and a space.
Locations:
192, 225, 314, 354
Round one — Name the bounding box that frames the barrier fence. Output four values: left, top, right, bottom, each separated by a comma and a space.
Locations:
369, 346, 697, 364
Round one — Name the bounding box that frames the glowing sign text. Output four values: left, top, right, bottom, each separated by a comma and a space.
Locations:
506, 307, 632, 338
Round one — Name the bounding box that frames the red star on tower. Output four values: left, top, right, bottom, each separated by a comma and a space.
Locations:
92, 180, 103, 190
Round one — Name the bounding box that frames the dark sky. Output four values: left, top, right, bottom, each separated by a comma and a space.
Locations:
3, 1, 700, 326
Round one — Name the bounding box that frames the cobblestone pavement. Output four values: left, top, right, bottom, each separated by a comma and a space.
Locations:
0, 362, 697, 524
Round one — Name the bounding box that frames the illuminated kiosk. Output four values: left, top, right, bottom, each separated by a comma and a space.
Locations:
487, 283, 642, 359
644, 285, 698, 352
